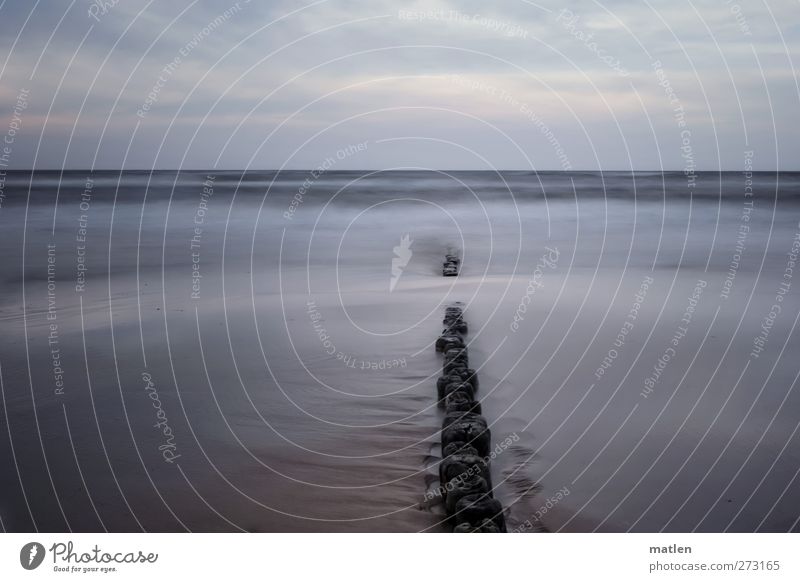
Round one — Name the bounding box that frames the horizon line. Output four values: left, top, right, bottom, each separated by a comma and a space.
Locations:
2, 168, 796, 173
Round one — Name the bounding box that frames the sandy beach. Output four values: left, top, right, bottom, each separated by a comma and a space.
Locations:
1, 169, 799, 532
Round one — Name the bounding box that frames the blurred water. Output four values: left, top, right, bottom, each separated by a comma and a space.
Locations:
1, 170, 799, 532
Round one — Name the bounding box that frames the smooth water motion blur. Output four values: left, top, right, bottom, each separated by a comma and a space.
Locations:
1, 170, 799, 532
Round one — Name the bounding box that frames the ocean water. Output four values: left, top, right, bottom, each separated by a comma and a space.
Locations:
1, 170, 799, 532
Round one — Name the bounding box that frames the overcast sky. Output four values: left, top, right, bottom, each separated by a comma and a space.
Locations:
1, 0, 798, 170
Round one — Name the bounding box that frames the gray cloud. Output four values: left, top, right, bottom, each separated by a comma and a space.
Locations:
0, 0, 797, 169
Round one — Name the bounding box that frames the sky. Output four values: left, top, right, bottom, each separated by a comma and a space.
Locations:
0, 0, 798, 170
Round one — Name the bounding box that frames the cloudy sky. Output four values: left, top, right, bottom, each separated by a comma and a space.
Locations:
1, 0, 797, 170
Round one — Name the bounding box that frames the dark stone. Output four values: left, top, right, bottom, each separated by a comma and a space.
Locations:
464, 368, 478, 392
441, 367, 477, 391
439, 382, 475, 407
442, 411, 486, 432
443, 359, 469, 372
453, 518, 501, 533
445, 473, 489, 514
440, 453, 492, 490
437, 375, 457, 399
442, 442, 479, 457
443, 320, 468, 335
444, 347, 468, 360
442, 416, 490, 457
443, 348, 469, 370
445, 391, 481, 415
437, 375, 475, 402
436, 334, 465, 353
447, 368, 478, 391
454, 494, 506, 532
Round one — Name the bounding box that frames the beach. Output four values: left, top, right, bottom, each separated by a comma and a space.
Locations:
1, 170, 799, 532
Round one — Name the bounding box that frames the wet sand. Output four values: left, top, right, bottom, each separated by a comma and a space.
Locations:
1, 170, 799, 532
